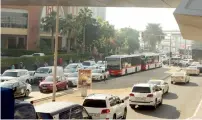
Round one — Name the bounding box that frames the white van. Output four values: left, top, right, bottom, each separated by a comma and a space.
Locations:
34, 66, 64, 82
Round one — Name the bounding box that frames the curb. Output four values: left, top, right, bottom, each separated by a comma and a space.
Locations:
30, 88, 77, 103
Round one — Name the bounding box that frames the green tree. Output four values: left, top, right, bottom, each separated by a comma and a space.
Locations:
143, 23, 164, 51
76, 8, 93, 53
60, 14, 74, 53
41, 11, 58, 52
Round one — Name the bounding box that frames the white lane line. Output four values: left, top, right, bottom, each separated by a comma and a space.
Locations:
187, 93, 202, 119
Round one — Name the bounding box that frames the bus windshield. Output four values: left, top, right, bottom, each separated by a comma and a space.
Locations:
106, 58, 120, 70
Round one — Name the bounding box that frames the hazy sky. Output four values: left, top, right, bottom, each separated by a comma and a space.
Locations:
106, 8, 179, 31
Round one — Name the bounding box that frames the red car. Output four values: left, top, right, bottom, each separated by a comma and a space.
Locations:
39, 75, 68, 93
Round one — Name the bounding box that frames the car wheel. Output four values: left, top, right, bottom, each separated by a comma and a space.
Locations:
113, 114, 116, 119
153, 99, 157, 109
171, 81, 173, 84
130, 105, 136, 109
24, 90, 30, 97
159, 96, 163, 105
166, 87, 169, 93
122, 108, 127, 119
68, 81, 73, 87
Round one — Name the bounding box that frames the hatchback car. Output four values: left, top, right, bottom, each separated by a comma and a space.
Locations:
35, 102, 92, 119
39, 76, 68, 93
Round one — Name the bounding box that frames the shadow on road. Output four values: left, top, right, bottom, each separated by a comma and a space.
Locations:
175, 82, 198, 87
163, 92, 178, 100
133, 104, 180, 119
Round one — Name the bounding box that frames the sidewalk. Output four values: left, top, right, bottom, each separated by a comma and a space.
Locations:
33, 87, 131, 106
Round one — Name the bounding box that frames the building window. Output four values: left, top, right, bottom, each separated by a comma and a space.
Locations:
1, 9, 28, 29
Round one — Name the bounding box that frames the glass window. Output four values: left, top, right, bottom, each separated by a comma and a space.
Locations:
132, 87, 151, 93
37, 113, 53, 119
83, 99, 107, 108
2, 72, 18, 77
36, 68, 50, 73
14, 105, 37, 119
70, 107, 82, 119
109, 97, 117, 106
59, 109, 70, 119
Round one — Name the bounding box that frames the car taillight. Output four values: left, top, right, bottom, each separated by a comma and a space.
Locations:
101, 109, 110, 114
129, 93, 134, 96
147, 94, 153, 97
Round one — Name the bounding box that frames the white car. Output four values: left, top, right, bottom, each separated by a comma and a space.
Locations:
28, 71, 35, 84
191, 62, 200, 66
64, 63, 83, 73
129, 83, 163, 109
67, 72, 78, 87
92, 69, 109, 81
171, 72, 190, 84
186, 66, 200, 76
83, 94, 128, 119
147, 80, 169, 94
0, 69, 30, 83
82, 61, 96, 69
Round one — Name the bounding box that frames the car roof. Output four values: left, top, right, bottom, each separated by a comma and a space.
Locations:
133, 83, 155, 87
35, 102, 79, 115
85, 93, 113, 100
5, 69, 28, 72
68, 63, 81, 65
39, 66, 62, 69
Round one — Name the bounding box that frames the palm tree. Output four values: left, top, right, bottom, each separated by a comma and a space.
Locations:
60, 14, 74, 53
41, 11, 57, 52
76, 8, 93, 53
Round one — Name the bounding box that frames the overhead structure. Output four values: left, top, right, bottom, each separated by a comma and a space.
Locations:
174, 0, 202, 41
1, 0, 181, 7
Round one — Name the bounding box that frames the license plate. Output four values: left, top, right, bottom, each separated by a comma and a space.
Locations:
136, 97, 145, 101
89, 113, 100, 117
42, 87, 47, 89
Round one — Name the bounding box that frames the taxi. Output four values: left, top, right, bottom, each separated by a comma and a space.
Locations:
171, 71, 190, 84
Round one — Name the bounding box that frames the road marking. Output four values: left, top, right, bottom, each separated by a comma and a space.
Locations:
187, 93, 202, 119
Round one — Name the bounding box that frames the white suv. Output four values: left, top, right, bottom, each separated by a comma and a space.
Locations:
0, 69, 30, 83
83, 94, 128, 119
129, 83, 163, 109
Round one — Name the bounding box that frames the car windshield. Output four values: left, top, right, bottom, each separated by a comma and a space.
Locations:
92, 69, 102, 73
44, 76, 54, 82
36, 68, 50, 73
83, 99, 107, 108
132, 87, 151, 93
82, 62, 91, 66
148, 81, 161, 85
68, 73, 78, 77
65, 64, 78, 69
37, 113, 53, 119
2, 72, 18, 77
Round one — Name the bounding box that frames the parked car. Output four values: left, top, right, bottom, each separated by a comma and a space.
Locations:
67, 72, 78, 87
129, 83, 163, 109
83, 94, 128, 119
190, 62, 200, 66
34, 66, 64, 83
82, 61, 96, 69
171, 71, 190, 84
196, 64, 202, 73
64, 63, 83, 73
0, 69, 30, 83
0, 79, 32, 98
39, 75, 68, 93
181, 59, 194, 67
28, 71, 35, 84
92, 69, 109, 81
186, 66, 200, 76
35, 102, 93, 119
147, 79, 169, 94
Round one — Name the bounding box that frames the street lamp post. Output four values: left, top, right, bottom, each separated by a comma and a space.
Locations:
52, 3, 59, 102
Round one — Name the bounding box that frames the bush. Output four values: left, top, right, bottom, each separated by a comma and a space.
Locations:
1, 53, 90, 69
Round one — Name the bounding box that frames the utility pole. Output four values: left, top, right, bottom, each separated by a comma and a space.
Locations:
169, 35, 172, 66
185, 39, 187, 58
52, 3, 59, 102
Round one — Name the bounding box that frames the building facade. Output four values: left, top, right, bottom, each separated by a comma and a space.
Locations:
88, 7, 106, 20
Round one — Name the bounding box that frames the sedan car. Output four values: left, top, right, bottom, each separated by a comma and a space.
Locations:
186, 66, 200, 76
147, 79, 169, 94
0, 79, 32, 98
67, 72, 78, 87
92, 69, 109, 81
171, 72, 190, 84
196, 64, 202, 73
64, 63, 83, 73
39, 75, 68, 93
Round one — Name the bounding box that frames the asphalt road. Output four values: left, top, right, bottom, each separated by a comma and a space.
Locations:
26, 67, 169, 101
126, 75, 202, 119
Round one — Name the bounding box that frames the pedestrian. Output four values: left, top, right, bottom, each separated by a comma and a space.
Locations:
11, 64, 15, 69
44, 62, 48, 67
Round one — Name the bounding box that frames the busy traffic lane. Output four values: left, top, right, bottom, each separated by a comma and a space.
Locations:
92, 67, 170, 89
126, 75, 202, 119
